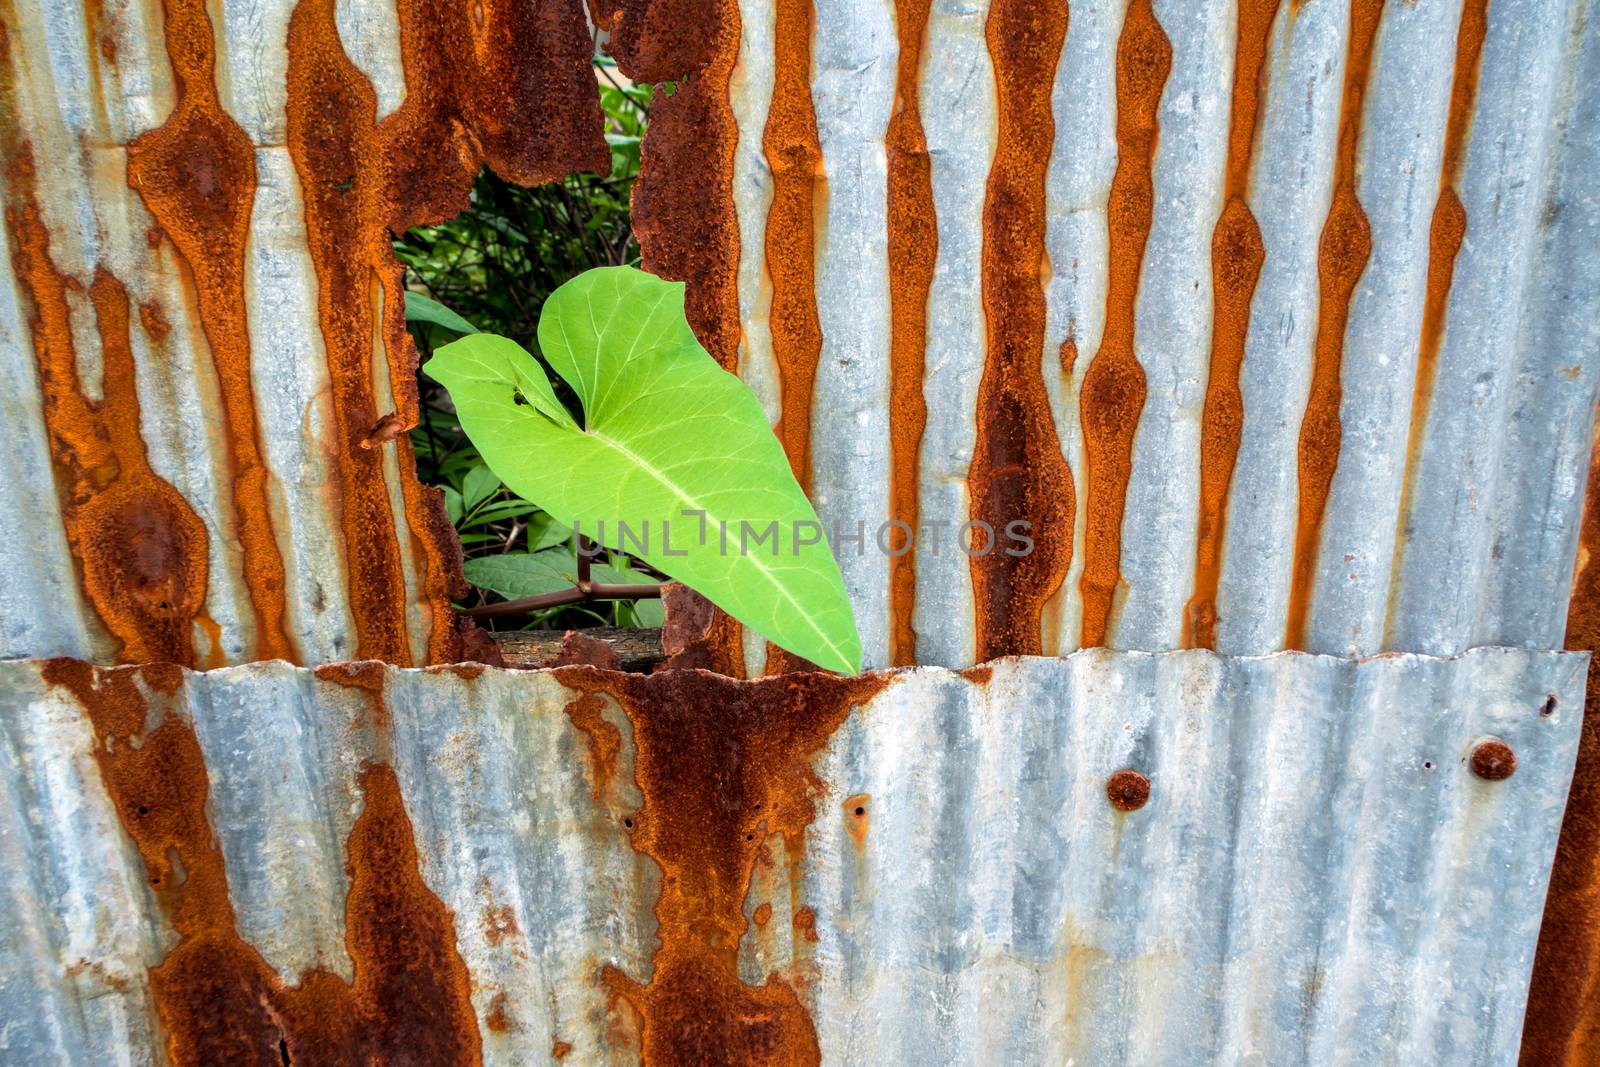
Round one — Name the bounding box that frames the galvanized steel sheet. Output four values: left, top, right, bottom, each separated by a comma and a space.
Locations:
627, 0, 1600, 670
0, 648, 1586, 1063
0, 0, 606, 669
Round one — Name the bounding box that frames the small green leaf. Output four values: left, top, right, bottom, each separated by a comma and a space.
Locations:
442, 486, 464, 525
527, 512, 573, 553
404, 291, 478, 335
425, 266, 861, 673
462, 464, 502, 513
462, 552, 575, 600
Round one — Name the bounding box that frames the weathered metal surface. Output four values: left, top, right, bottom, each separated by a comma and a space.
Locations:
0, 648, 1585, 1064
620, 0, 1600, 671
0, 0, 606, 668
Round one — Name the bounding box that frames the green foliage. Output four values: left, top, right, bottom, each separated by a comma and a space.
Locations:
425, 267, 862, 675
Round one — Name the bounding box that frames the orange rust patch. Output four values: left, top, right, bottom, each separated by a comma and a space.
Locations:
127, 0, 294, 664
1384, 0, 1486, 649
315, 660, 390, 728
969, 0, 1074, 660
41, 660, 483, 1065
485, 991, 512, 1032
1078, 0, 1171, 648
626, 0, 744, 372
483, 903, 521, 946
1283, 0, 1385, 649
792, 906, 818, 943
843, 793, 869, 850
885, 0, 935, 667
563, 667, 887, 1065
1524, 413, 1600, 1065
564, 692, 623, 799
1184, 0, 1281, 648
763, 0, 824, 487
4, 163, 207, 667
753, 902, 773, 927
553, 1037, 573, 1058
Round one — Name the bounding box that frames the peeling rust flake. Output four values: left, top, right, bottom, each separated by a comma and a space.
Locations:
561, 666, 889, 1065
625, 0, 744, 372
1078, 0, 1171, 648
41, 660, 483, 1067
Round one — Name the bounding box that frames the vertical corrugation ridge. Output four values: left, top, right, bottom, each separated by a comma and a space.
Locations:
1381, 0, 1487, 650
968, 0, 1072, 660
3, 160, 208, 668
1283, 0, 1383, 650
1077, 0, 1169, 648
1184, 0, 1280, 649
885, 0, 935, 668
285, 0, 413, 665
126, 0, 295, 663
763, 0, 824, 487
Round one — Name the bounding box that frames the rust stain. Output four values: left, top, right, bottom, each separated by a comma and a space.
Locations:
1184, 0, 1281, 648
1383, 0, 1487, 647
791, 905, 818, 944
563, 692, 623, 799
1523, 415, 1600, 1066
552, 1037, 574, 1058
843, 793, 869, 850
626, 0, 744, 372
42, 659, 482, 1066
753, 902, 773, 927
485, 991, 513, 1032
127, 0, 294, 663
483, 903, 521, 945
560, 666, 888, 1065
763, 0, 824, 487
885, 0, 936, 667
3, 158, 207, 666
1078, 0, 1171, 648
969, 0, 1074, 660
1283, 0, 1385, 649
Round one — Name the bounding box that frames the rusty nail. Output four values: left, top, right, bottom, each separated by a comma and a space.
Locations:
1470, 739, 1516, 781
1106, 769, 1150, 812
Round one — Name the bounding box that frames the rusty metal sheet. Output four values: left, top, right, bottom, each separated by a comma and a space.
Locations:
0, 648, 1585, 1064
624, 0, 1600, 670
0, 0, 607, 669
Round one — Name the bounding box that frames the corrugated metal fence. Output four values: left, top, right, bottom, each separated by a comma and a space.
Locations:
2, 0, 1600, 1061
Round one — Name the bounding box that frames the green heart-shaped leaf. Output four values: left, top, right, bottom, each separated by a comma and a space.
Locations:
424, 266, 861, 674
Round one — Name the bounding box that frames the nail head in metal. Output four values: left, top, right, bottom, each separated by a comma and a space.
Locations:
1470, 740, 1517, 781
1107, 770, 1151, 812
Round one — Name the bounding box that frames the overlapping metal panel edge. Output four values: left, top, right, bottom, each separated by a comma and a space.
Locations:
0, 647, 1585, 1064
635, 0, 1600, 671
0, 0, 607, 669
